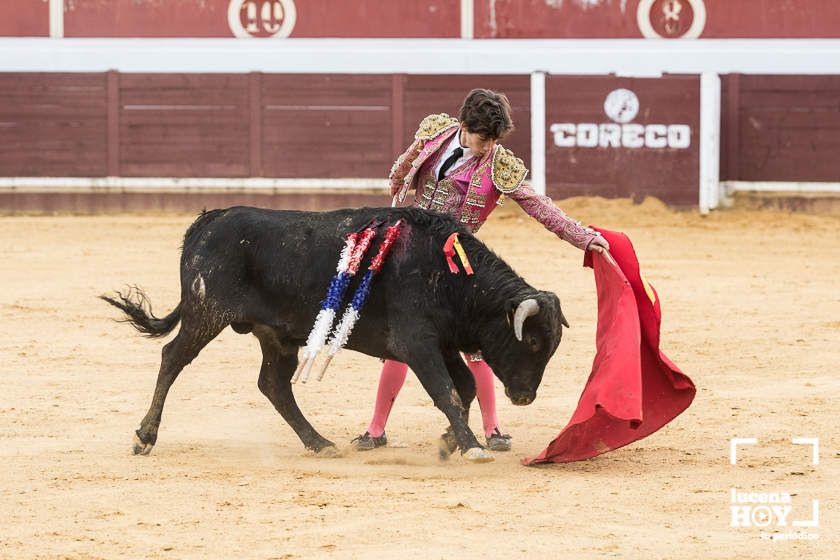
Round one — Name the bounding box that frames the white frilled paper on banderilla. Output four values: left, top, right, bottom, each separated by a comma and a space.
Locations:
295, 219, 405, 384
291, 307, 337, 384
291, 228, 376, 384
314, 305, 360, 381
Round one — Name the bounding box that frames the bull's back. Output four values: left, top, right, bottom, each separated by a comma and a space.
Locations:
179, 206, 422, 313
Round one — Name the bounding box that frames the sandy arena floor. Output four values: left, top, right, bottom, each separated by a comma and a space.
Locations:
1, 198, 838, 559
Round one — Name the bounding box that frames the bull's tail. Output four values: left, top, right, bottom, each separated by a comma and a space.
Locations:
100, 287, 181, 338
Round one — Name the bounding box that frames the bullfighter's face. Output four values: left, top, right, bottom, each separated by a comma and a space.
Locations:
460, 125, 498, 158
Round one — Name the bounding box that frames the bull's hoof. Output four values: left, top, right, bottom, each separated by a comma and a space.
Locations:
462, 447, 495, 463
437, 430, 458, 461
132, 433, 154, 456
314, 445, 343, 458
438, 438, 453, 462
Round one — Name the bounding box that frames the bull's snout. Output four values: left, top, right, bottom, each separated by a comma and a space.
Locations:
505, 387, 535, 406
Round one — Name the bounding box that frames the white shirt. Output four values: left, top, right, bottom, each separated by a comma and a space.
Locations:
433, 129, 474, 180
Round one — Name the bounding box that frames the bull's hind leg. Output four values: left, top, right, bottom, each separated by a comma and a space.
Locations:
133, 319, 223, 455
252, 325, 337, 455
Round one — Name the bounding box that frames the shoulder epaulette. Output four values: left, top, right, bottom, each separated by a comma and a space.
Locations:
491, 146, 528, 193
415, 113, 459, 140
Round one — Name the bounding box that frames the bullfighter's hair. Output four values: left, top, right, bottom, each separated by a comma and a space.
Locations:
458, 88, 514, 140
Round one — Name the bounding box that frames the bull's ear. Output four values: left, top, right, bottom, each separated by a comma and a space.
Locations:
551, 293, 570, 328
505, 299, 515, 327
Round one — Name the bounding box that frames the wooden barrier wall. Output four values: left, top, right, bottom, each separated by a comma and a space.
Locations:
4, 70, 840, 207
720, 74, 840, 182
0, 73, 108, 176
0, 72, 530, 179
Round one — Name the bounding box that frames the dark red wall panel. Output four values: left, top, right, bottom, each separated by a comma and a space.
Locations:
63, 0, 458, 38
475, 0, 840, 39
701, 0, 840, 39
261, 74, 393, 178
475, 0, 639, 39
259, 74, 531, 179
282, 0, 459, 38
722, 74, 840, 182
0, 0, 48, 37
119, 74, 250, 177
546, 75, 700, 205
0, 73, 107, 176
64, 0, 230, 38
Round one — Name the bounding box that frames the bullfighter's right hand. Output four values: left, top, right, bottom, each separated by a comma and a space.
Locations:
586, 234, 610, 253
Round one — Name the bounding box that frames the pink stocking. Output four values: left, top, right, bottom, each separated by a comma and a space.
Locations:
366, 359, 409, 437
465, 357, 500, 438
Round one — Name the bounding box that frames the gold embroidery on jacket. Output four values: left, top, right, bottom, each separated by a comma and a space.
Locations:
461, 205, 482, 225
491, 146, 528, 193
465, 190, 487, 208
419, 177, 455, 212
415, 113, 459, 140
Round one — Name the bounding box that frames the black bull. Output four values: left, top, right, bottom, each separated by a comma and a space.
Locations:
102, 206, 569, 460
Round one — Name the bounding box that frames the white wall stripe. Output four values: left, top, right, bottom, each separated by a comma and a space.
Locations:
0, 176, 536, 192
529, 71, 546, 196
724, 181, 840, 194
0, 177, 390, 191
49, 0, 64, 39
460, 0, 474, 40
699, 72, 721, 214
2, 38, 840, 74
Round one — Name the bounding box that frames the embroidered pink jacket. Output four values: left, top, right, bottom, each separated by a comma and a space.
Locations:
389, 115, 599, 251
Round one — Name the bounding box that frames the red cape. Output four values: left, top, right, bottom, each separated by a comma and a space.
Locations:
522, 228, 695, 465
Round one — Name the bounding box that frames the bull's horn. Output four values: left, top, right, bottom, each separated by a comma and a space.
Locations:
513, 298, 540, 341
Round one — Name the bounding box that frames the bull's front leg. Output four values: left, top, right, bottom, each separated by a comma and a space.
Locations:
438, 351, 477, 460
405, 350, 493, 463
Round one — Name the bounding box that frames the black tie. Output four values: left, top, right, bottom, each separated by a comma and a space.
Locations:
437, 147, 464, 181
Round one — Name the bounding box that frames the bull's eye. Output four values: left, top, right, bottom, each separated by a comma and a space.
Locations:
526, 335, 541, 352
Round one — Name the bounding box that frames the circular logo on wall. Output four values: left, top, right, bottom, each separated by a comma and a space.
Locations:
228, 0, 297, 38
636, 0, 706, 39
603, 89, 639, 124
